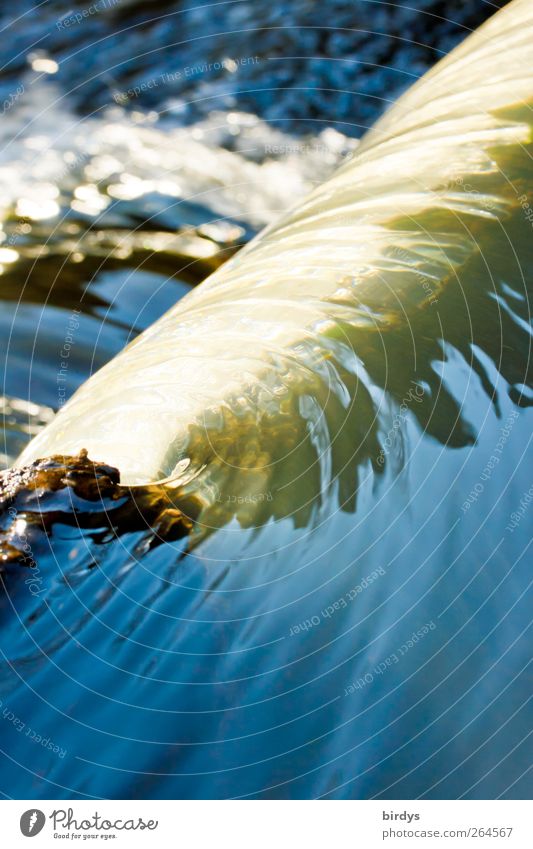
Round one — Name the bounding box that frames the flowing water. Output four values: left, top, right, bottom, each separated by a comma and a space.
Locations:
1, 0, 532, 801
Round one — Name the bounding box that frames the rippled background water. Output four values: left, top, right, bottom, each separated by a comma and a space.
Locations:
2, 0, 532, 801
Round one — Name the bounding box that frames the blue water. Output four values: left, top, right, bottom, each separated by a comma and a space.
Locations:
1, 0, 531, 801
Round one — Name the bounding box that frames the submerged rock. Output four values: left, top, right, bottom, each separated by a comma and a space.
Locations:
0, 450, 201, 570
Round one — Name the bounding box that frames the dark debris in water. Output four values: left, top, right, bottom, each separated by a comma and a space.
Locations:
0, 450, 201, 570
